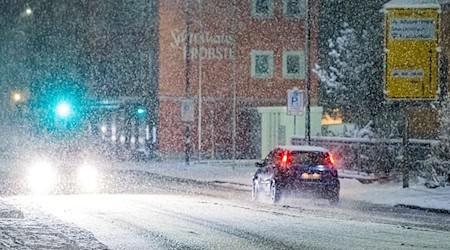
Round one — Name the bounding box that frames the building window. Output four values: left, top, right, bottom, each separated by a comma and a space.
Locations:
283, 51, 305, 79
251, 0, 274, 18
251, 50, 274, 79
284, 0, 306, 19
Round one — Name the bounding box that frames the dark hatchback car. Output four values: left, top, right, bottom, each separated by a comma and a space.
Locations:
252, 145, 340, 204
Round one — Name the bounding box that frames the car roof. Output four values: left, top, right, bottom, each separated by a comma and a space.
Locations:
274, 145, 329, 153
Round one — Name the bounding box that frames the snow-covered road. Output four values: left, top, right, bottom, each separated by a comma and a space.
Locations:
8, 193, 450, 250
6, 168, 450, 250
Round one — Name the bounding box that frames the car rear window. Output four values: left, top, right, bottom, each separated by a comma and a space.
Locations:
290, 151, 329, 165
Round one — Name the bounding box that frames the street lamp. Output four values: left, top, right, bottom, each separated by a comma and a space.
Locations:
12, 92, 23, 103
21, 6, 33, 18
25, 8, 33, 16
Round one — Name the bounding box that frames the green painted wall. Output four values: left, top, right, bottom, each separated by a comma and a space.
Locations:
257, 106, 323, 159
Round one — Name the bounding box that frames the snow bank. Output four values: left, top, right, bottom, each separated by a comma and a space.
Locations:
341, 178, 450, 211
0, 198, 108, 249
0, 198, 23, 219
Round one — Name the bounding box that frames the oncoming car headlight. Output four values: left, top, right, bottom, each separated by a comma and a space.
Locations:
27, 160, 57, 195
78, 164, 98, 192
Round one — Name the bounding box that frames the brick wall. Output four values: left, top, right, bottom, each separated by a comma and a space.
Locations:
158, 0, 319, 157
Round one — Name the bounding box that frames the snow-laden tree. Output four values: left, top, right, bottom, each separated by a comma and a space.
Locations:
417, 102, 450, 188
314, 23, 382, 128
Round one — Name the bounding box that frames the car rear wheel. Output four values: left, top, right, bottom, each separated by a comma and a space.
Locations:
328, 192, 339, 205
324, 179, 340, 205
326, 189, 339, 205
270, 179, 280, 203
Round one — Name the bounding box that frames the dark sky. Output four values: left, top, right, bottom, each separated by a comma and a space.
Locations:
0, 0, 157, 99
2, 0, 389, 98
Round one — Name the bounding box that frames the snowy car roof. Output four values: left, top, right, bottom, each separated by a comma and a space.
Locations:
384, 0, 441, 9
274, 145, 329, 153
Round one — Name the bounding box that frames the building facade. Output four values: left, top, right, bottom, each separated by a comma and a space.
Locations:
158, 0, 319, 159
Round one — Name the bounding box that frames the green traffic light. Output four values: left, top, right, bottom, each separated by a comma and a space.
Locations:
137, 108, 145, 114
56, 101, 72, 118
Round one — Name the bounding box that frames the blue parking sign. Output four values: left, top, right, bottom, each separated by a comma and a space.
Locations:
287, 88, 304, 116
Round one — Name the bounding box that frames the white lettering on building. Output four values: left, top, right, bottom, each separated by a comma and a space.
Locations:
170, 29, 235, 61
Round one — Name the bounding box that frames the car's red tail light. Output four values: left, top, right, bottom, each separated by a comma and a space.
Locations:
281, 152, 290, 164
328, 155, 335, 165
281, 153, 288, 163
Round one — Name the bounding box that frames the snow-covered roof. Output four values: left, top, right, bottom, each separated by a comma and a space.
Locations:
274, 145, 329, 153
384, 0, 441, 9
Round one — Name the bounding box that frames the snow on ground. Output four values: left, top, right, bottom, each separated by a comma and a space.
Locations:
10, 194, 450, 250
0, 197, 23, 219
340, 179, 450, 211
1, 159, 449, 248
111, 159, 450, 212
0, 199, 108, 249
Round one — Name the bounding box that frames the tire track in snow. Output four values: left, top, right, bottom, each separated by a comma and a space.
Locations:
139, 203, 315, 250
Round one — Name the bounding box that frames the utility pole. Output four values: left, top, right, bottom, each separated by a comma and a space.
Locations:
231, 0, 237, 167
197, 0, 203, 163
184, 0, 191, 165
305, 0, 312, 145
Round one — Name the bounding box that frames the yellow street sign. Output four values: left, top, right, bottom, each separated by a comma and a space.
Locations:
384, 3, 440, 100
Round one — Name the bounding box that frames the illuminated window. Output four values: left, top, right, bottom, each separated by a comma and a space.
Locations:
252, 0, 274, 18
251, 50, 274, 79
283, 51, 305, 79
284, 0, 306, 19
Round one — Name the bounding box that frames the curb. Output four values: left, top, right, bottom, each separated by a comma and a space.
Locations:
394, 204, 450, 215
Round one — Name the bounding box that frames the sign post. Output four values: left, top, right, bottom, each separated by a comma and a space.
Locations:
287, 88, 305, 136
383, 1, 441, 188
181, 98, 194, 165
184, 0, 192, 165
